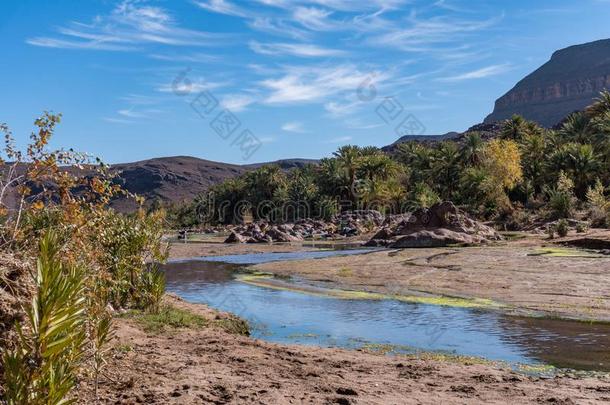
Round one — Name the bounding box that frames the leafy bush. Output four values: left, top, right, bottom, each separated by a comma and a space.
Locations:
1, 113, 169, 403
545, 171, 576, 219
408, 182, 441, 210
586, 179, 609, 227
3, 231, 86, 404
556, 219, 569, 237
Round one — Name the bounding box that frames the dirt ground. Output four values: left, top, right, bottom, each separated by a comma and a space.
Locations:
168, 230, 610, 322
79, 295, 610, 404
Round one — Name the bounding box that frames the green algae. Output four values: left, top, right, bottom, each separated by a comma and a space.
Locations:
237, 273, 504, 310
528, 247, 606, 258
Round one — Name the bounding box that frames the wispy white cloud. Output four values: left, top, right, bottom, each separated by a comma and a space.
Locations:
220, 94, 256, 111
292, 6, 340, 31
248, 17, 312, 40
368, 13, 502, 51
255, 0, 409, 12
27, 0, 227, 50
156, 77, 228, 93
192, 0, 246, 17
261, 65, 390, 104
103, 117, 134, 124
437, 63, 511, 82
249, 41, 347, 57
324, 99, 361, 117
281, 121, 306, 133
148, 52, 219, 63
118, 109, 147, 118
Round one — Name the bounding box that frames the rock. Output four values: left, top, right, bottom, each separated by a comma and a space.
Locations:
367, 201, 501, 248
389, 229, 483, 248
224, 231, 248, 243
266, 227, 303, 242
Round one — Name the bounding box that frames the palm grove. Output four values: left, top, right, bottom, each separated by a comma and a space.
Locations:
171, 91, 610, 230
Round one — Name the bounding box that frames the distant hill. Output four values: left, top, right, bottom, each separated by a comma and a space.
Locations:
108, 156, 320, 211
244, 158, 319, 170
484, 38, 610, 127
382, 132, 461, 152
108, 156, 247, 211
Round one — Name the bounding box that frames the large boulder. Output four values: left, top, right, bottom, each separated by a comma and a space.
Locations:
266, 226, 303, 242
224, 231, 249, 243
366, 202, 501, 248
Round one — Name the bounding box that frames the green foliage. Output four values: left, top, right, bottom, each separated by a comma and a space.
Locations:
408, 182, 440, 209
545, 171, 576, 219
122, 304, 249, 336
1, 112, 169, 404
93, 210, 168, 310
3, 231, 86, 405
162, 91, 610, 227
124, 305, 207, 334
586, 179, 610, 227
556, 219, 569, 237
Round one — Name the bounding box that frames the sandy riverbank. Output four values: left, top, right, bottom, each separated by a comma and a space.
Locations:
80, 295, 610, 404
168, 230, 610, 322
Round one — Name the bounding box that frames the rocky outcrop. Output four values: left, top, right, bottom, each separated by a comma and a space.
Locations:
224, 210, 383, 243
333, 210, 384, 236
224, 219, 334, 243
484, 39, 610, 127
365, 202, 501, 248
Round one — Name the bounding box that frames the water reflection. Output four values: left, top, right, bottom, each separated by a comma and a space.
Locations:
163, 255, 610, 371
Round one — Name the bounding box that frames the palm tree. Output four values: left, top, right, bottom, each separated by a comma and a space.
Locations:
586, 89, 610, 118
460, 132, 484, 166
559, 112, 595, 144
358, 153, 397, 182
333, 145, 362, 203
568, 143, 600, 198
501, 115, 526, 141
395, 142, 433, 184
520, 132, 548, 195
431, 141, 460, 198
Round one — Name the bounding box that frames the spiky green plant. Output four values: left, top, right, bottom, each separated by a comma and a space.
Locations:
3, 231, 86, 405
139, 265, 166, 314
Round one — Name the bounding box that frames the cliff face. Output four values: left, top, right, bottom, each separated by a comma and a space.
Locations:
484, 39, 610, 127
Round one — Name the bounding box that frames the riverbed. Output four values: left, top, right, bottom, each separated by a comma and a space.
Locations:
163, 248, 610, 372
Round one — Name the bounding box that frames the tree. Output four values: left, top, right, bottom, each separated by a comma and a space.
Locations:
559, 112, 595, 144
586, 89, 610, 118
460, 132, 484, 166
501, 115, 527, 141
333, 145, 362, 204
483, 139, 523, 190
431, 141, 460, 198
519, 132, 548, 195
480, 139, 523, 211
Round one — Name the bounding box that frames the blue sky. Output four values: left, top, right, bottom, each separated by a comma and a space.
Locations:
1, 0, 610, 164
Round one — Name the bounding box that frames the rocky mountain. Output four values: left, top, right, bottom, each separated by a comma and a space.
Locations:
484, 38, 610, 127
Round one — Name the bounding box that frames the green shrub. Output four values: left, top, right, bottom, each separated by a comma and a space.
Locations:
3, 231, 86, 404
586, 179, 609, 228
556, 219, 569, 237
124, 305, 207, 334
546, 172, 576, 219
575, 223, 588, 233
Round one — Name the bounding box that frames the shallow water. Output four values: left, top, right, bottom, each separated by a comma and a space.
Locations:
164, 250, 610, 371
